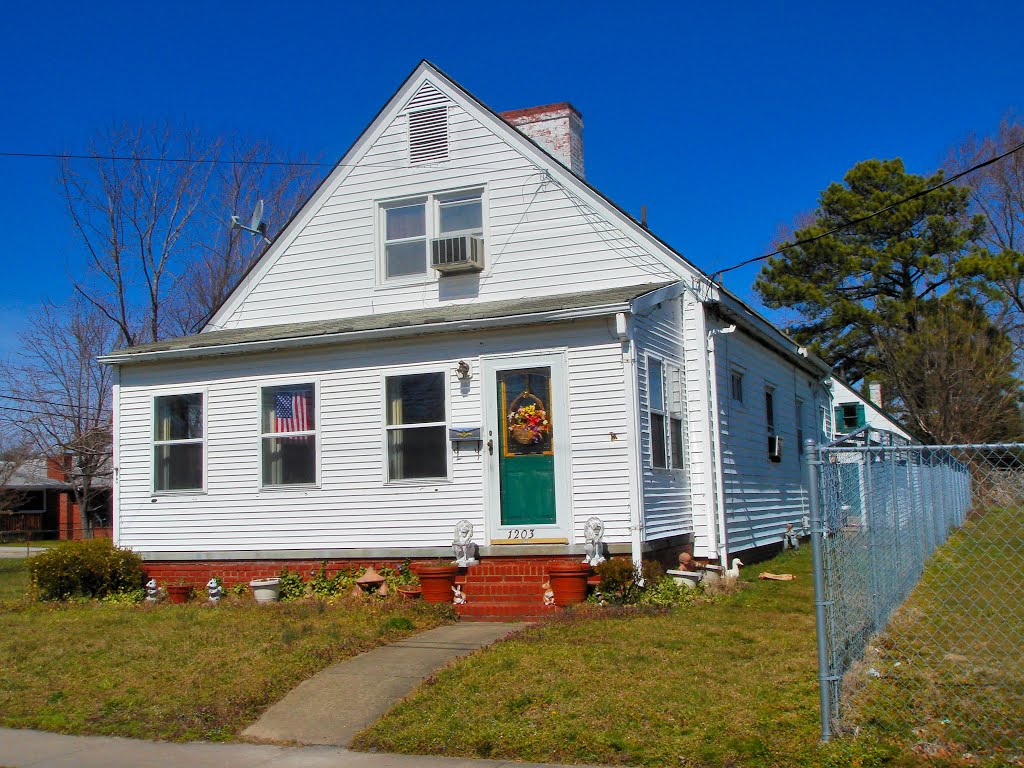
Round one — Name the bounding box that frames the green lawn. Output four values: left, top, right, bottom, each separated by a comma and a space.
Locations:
0, 559, 30, 602
0, 559, 452, 741
355, 549, 828, 767
844, 506, 1024, 760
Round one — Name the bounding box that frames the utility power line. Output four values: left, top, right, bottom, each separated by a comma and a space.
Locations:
713, 140, 1024, 279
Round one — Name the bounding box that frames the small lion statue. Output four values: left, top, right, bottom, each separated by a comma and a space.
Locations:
452, 519, 479, 566
582, 516, 606, 567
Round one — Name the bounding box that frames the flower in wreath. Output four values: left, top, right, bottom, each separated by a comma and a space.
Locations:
507, 403, 551, 444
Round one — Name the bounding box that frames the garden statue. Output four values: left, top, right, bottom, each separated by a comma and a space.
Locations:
206, 578, 224, 603
582, 516, 606, 566
452, 583, 467, 604
145, 578, 159, 602
783, 523, 800, 550
542, 579, 555, 606
678, 551, 696, 571
452, 519, 478, 566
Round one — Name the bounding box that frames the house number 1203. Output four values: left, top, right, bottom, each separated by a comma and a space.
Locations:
507, 529, 535, 540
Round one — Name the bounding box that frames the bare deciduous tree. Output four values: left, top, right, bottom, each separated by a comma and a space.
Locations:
1, 299, 114, 530
946, 117, 1024, 351
60, 124, 319, 347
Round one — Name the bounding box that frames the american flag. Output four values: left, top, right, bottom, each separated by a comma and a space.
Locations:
274, 390, 310, 432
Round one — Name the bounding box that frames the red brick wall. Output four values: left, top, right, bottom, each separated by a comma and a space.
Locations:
142, 555, 585, 590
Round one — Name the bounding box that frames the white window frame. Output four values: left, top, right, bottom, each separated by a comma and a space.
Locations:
730, 369, 745, 405
796, 397, 805, 456
258, 380, 321, 490
647, 354, 669, 470
381, 366, 452, 485
668, 362, 686, 471
151, 389, 207, 495
376, 186, 487, 287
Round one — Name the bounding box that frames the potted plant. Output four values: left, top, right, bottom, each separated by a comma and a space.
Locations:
547, 560, 591, 606
166, 580, 193, 605
391, 560, 422, 599
411, 560, 459, 603
249, 577, 282, 603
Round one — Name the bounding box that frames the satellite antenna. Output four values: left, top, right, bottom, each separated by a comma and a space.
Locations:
230, 199, 270, 244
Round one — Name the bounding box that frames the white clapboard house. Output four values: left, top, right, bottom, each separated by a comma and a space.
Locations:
101, 62, 896, 616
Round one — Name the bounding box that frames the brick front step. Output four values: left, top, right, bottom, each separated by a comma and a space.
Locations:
455, 601, 561, 621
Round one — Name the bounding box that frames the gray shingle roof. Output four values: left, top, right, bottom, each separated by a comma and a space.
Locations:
2, 459, 70, 490
105, 283, 672, 361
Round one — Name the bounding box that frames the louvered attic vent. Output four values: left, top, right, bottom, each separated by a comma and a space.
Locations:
408, 106, 449, 165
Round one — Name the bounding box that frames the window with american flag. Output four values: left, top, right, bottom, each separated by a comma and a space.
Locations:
261, 384, 317, 486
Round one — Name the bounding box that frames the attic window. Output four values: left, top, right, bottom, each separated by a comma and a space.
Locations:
408, 106, 449, 165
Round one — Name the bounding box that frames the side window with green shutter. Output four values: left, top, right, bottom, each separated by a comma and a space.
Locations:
835, 402, 867, 432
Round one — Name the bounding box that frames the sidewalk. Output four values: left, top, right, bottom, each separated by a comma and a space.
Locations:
243, 622, 527, 746
0, 727, 607, 768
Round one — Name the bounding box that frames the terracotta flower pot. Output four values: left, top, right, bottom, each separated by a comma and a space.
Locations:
166, 584, 193, 605
547, 561, 591, 606
412, 563, 459, 603
397, 585, 423, 600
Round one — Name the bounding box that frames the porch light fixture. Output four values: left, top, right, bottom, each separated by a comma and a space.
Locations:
456, 360, 472, 381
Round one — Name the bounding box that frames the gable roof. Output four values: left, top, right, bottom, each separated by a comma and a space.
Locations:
202, 60, 704, 332
101, 283, 671, 364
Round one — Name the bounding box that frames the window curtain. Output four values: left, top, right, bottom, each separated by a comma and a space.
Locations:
388, 385, 404, 479
263, 397, 283, 486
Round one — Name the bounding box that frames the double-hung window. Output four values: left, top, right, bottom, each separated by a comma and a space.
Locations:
385, 372, 449, 481
261, 384, 317, 486
730, 371, 744, 403
153, 393, 204, 492
796, 397, 805, 455
648, 357, 668, 469
668, 364, 685, 470
381, 190, 483, 281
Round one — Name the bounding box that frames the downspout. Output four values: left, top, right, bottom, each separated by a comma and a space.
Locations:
111, 364, 121, 547
616, 311, 645, 570
707, 317, 735, 566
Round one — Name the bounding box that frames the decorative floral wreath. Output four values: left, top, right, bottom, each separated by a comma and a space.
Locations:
508, 402, 551, 444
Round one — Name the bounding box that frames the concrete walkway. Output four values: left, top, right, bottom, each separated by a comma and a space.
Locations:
0, 727, 607, 767
0, 546, 48, 558
244, 622, 527, 747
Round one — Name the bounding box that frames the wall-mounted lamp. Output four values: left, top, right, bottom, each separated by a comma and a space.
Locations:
456, 360, 472, 381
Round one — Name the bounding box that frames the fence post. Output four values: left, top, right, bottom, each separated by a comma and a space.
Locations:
863, 446, 881, 632
805, 438, 832, 741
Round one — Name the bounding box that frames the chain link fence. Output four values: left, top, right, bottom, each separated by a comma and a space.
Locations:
807, 431, 1024, 758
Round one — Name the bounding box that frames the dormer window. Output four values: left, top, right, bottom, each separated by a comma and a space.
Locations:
379, 189, 485, 283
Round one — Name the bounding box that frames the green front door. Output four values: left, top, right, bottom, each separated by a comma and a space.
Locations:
497, 367, 557, 527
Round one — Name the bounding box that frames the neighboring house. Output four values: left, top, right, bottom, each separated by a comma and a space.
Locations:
0, 457, 112, 540
829, 379, 913, 443
100, 61, 883, 615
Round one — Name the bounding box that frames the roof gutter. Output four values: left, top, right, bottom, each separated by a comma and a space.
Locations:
99, 302, 632, 367
708, 296, 832, 378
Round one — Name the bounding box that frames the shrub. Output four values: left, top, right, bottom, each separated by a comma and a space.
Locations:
277, 567, 307, 600
29, 539, 145, 601
594, 558, 643, 605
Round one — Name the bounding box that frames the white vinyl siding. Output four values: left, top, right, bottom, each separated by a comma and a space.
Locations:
212, 76, 686, 331
634, 298, 692, 543
115, 319, 633, 553
711, 323, 819, 554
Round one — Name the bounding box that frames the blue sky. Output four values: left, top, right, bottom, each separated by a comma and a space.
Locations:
1, 1, 1021, 356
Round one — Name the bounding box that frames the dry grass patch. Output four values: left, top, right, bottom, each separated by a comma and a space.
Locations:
354, 549, 827, 767
0, 562, 452, 741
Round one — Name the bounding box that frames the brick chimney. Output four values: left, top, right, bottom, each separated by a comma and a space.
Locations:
868, 382, 883, 408
501, 103, 584, 178
47, 454, 72, 482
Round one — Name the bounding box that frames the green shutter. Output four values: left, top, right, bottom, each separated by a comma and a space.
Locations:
833, 406, 843, 431
856, 403, 866, 428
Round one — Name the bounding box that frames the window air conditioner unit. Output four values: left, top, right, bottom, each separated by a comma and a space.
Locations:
431, 235, 485, 274
768, 435, 783, 463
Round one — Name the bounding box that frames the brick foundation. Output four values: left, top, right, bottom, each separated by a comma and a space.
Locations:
142, 555, 591, 620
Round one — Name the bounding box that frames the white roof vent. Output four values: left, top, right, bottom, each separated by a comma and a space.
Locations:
408, 105, 449, 165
